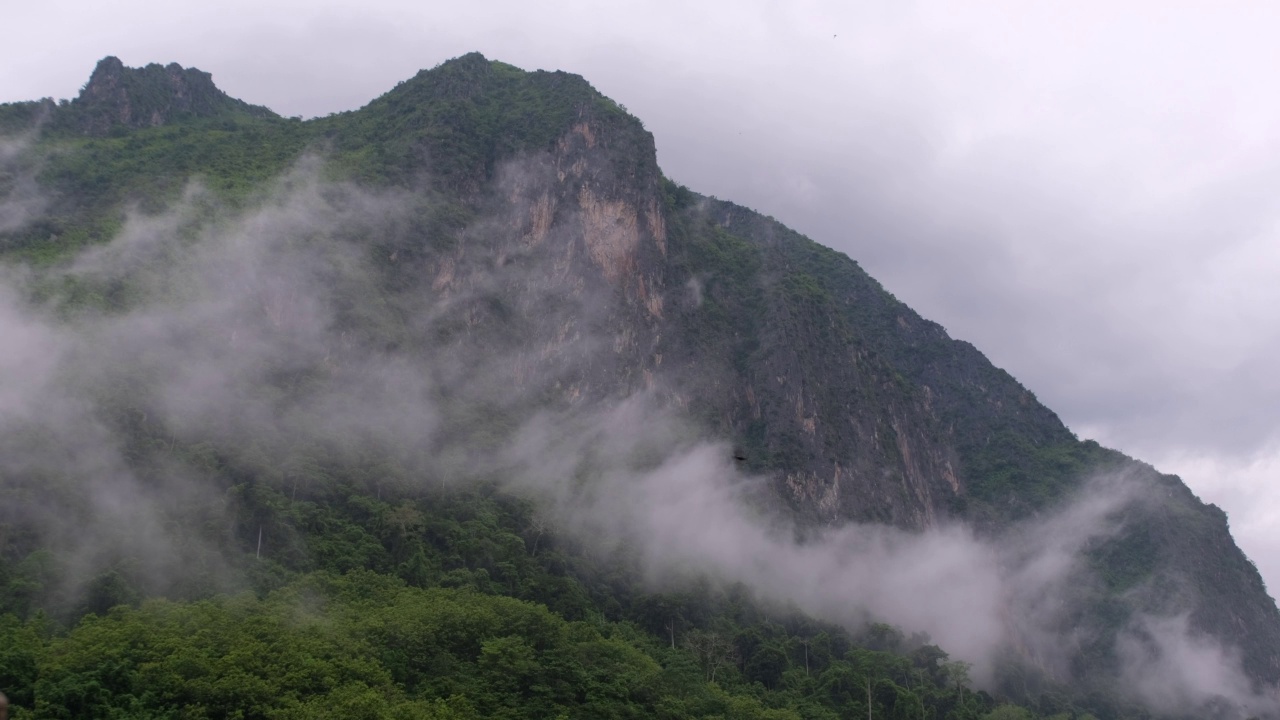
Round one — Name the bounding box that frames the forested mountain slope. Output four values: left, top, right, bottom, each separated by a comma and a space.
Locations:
0, 53, 1275, 719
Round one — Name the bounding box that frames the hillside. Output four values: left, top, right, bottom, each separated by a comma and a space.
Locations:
0, 54, 1276, 719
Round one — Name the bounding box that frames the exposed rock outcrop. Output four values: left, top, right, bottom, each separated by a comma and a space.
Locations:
65, 56, 276, 136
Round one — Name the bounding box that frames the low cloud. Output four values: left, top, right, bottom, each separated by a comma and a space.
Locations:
1120, 614, 1276, 718
500, 396, 1271, 714
0, 135, 47, 234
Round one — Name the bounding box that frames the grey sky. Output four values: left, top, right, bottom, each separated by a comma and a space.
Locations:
4, 1, 1279, 594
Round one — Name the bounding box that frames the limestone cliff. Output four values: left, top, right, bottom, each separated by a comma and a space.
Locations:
345, 55, 1280, 691
4, 53, 1278, 701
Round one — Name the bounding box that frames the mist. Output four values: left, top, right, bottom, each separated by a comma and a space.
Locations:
501, 396, 1274, 712
0, 135, 46, 234
0, 153, 1272, 717
1120, 614, 1277, 717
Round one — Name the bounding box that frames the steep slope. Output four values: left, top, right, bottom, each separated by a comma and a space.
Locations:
1, 53, 1277, 717
654, 195, 1280, 689
317, 55, 1280, 691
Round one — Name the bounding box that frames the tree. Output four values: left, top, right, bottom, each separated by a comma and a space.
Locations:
941, 660, 972, 700
684, 630, 737, 683
983, 705, 1032, 720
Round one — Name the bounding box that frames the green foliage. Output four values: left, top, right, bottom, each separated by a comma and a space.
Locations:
1, 119, 314, 266
0, 100, 51, 134
986, 704, 1035, 720
0, 567, 1013, 720
677, 223, 764, 360
964, 432, 1088, 515
319, 53, 645, 188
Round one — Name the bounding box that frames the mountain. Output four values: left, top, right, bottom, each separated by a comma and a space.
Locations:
0, 54, 1276, 720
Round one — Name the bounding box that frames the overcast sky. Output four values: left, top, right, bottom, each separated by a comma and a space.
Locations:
4, 1, 1279, 595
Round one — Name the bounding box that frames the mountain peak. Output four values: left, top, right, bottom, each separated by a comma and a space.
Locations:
88, 55, 126, 77
65, 56, 277, 136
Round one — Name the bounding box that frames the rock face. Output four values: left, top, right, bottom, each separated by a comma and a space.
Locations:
64, 56, 275, 135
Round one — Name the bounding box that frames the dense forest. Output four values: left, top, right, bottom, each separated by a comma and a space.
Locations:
0, 485, 1043, 720
0, 54, 1275, 719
